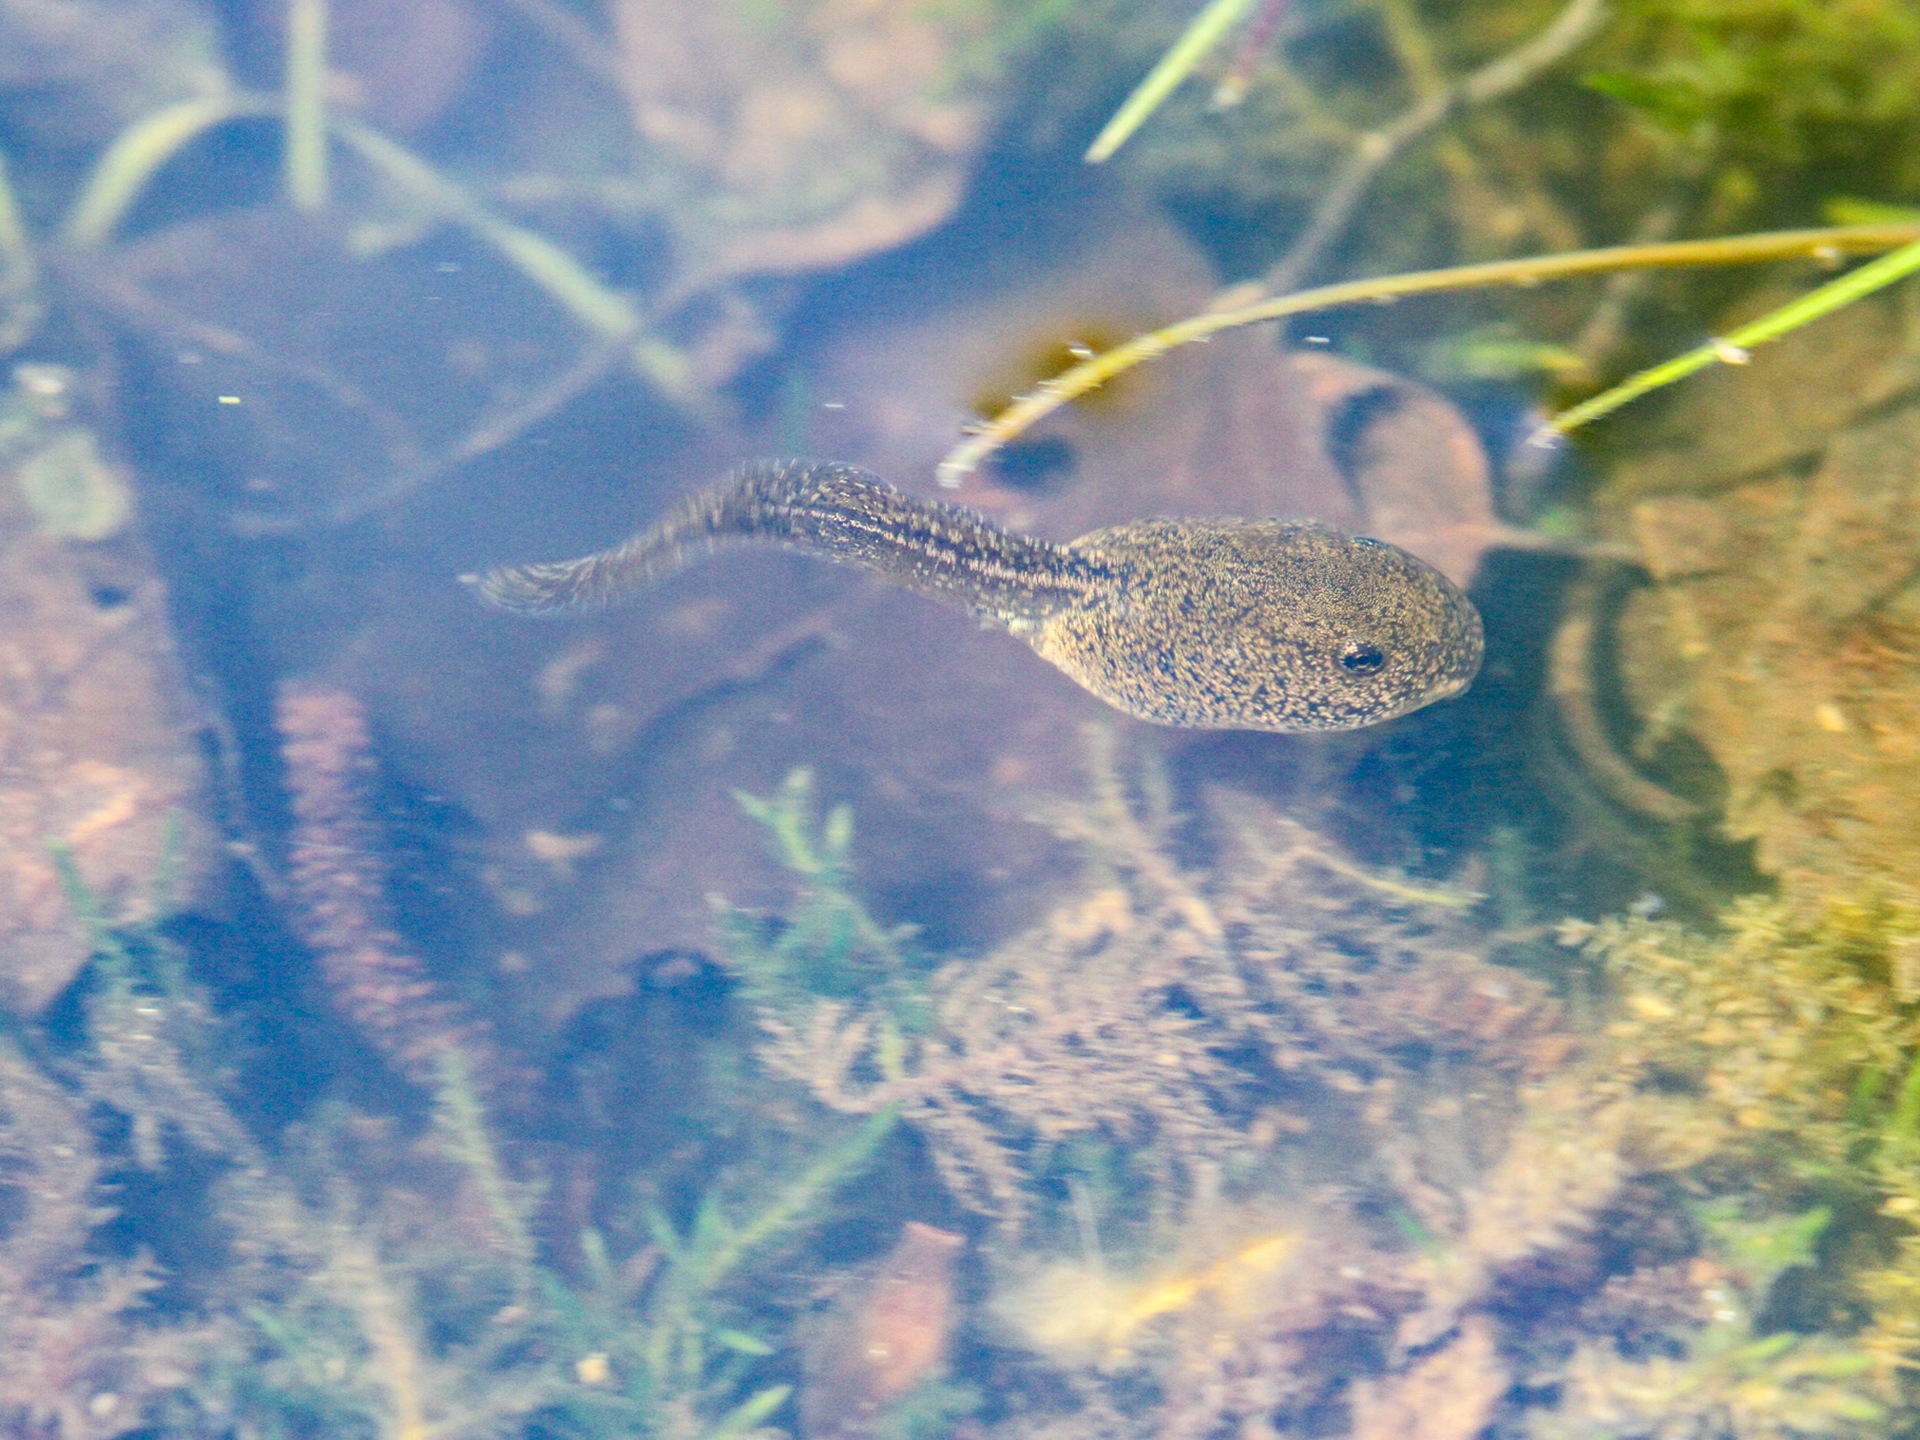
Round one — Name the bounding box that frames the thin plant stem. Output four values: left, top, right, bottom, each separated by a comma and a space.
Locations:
0, 149, 36, 285
688, 1107, 897, 1292
0, 148, 41, 348
327, 116, 645, 344
1371, 0, 1509, 255
63, 93, 279, 248
1086, 0, 1262, 163
60, 92, 646, 352
934, 222, 1920, 487
1541, 235, 1920, 438
1212, 0, 1290, 109
434, 1046, 538, 1300
1263, 0, 1611, 293
285, 0, 331, 211
492, 0, 629, 90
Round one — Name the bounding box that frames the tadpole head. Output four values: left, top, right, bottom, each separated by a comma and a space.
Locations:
1041, 519, 1483, 733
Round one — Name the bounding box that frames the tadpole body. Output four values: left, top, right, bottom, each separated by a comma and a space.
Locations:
470, 459, 1483, 733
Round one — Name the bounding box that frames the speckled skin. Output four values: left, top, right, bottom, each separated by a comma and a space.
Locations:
471, 459, 1483, 733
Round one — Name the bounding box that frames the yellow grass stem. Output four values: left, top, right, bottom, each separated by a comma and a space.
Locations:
935, 223, 1920, 487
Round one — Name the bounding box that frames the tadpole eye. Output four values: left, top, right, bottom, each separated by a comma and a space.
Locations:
1340, 642, 1386, 675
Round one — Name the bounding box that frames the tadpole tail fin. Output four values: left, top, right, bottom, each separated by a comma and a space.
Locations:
458, 460, 832, 613
462, 524, 689, 614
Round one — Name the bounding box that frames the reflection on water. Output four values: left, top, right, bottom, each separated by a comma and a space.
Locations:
3, 0, 1920, 1435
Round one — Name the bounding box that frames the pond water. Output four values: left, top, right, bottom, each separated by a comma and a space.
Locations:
2, 2, 1918, 1437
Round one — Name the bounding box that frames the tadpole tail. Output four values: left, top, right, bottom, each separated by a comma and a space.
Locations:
463, 458, 870, 614
464, 526, 686, 613
467, 457, 1091, 620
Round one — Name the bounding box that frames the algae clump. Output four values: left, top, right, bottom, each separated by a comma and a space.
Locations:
16, 429, 131, 540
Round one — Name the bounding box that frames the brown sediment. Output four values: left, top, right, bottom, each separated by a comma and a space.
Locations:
1348, 1315, 1506, 1440
0, 390, 210, 1013
1547, 568, 1701, 823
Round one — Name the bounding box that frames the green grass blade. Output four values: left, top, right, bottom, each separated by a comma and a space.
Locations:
285, 0, 330, 211
329, 117, 643, 342
706, 1383, 792, 1440
332, 115, 705, 407
1545, 235, 1920, 437
64, 94, 277, 248
1085, 0, 1261, 163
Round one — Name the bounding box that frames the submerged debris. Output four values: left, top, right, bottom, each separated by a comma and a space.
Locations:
0, 364, 209, 1015
1596, 289, 1920, 915
800, 1220, 966, 1440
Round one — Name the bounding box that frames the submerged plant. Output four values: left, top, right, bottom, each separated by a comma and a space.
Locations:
0, 802, 908, 1439
1447, 899, 1920, 1437
1534, 1203, 1883, 1440
720, 768, 928, 1027
708, 747, 1920, 1439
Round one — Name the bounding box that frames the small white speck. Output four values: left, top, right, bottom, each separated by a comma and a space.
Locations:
1711, 339, 1751, 365
574, 1351, 610, 1385
217, 395, 241, 405
1303, 335, 1330, 345
821, 400, 846, 410
1067, 341, 1095, 359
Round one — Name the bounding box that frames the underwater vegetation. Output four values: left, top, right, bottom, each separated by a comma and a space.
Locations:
1077, 0, 1920, 295
708, 736, 1920, 1440
10, 723, 1920, 1437
0, 807, 913, 1440
0, 358, 210, 1018
1593, 284, 1920, 913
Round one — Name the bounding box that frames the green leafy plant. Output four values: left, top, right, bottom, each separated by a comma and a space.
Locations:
721, 770, 930, 1030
